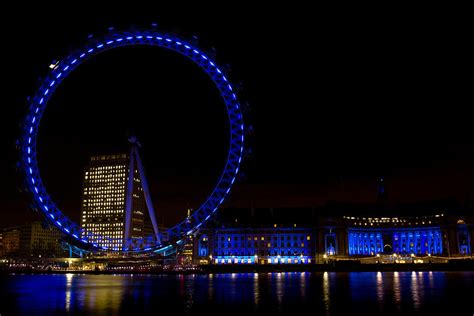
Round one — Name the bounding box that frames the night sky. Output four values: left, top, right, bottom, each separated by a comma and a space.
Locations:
1, 5, 473, 227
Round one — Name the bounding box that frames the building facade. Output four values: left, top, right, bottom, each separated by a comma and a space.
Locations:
194, 227, 315, 265
192, 206, 474, 264
80, 153, 151, 250
0, 222, 66, 258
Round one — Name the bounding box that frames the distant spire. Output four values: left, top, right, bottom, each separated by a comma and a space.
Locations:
186, 209, 192, 224
377, 176, 388, 202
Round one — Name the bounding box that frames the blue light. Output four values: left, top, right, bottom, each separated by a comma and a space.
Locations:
29, 167, 32, 174
56, 221, 62, 226
44, 206, 48, 211
49, 214, 54, 219
73, 234, 78, 238
21, 28, 245, 255
64, 228, 70, 233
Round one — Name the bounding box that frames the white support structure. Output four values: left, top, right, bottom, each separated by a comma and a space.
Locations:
124, 137, 161, 245
134, 145, 161, 244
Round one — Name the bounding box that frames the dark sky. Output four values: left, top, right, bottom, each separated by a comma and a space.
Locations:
1, 5, 473, 227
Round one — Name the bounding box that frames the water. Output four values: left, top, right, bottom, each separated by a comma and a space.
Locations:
1, 271, 473, 315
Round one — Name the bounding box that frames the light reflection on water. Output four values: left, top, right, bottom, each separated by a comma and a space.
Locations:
411, 271, 422, 310
253, 272, 259, 307
275, 272, 284, 308
376, 271, 383, 309
322, 271, 330, 313
65, 273, 73, 312
1, 271, 473, 315
394, 271, 401, 307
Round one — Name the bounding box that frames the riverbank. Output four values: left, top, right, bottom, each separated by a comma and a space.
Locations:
202, 260, 474, 273
2, 260, 474, 274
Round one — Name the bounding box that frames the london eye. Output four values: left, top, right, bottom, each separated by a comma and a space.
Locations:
20, 28, 245, 254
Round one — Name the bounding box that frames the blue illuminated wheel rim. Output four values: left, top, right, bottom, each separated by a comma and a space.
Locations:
20, 29, 245, 253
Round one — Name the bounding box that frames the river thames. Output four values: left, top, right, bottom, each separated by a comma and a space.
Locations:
1, 271, 473, 315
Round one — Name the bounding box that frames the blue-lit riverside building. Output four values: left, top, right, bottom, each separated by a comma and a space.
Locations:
192, 202, 473, 265
346, 217, 444, 256
196, 227, 314, 265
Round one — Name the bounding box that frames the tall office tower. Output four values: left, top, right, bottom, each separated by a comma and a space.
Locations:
80, 154, 128, 250
80, 141, 160, 251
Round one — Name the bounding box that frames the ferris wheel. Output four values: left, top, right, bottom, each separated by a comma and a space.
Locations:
20, 28, 245, 254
